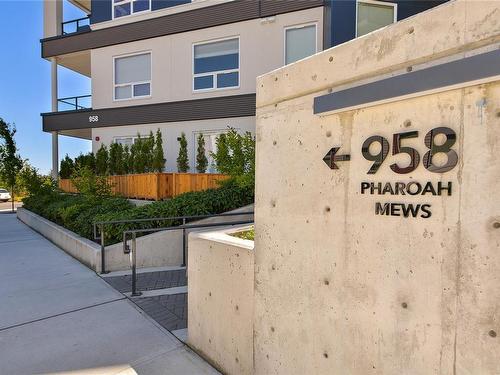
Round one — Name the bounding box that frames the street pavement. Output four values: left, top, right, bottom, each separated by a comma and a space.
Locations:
0, 200, 22, 212
0, 213, 218, 375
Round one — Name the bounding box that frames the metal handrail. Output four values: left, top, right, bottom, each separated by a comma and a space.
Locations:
93, 210, 254, 274
61, 16, 90, 35
57, 95, 91, 111
124, 219, 254, 296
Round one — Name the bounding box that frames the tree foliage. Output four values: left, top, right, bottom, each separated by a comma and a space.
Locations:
95, 144, 109, 175
176, 132, 189, 173
152, 128, 166, 172
71, 165, 112, 197
211, 128, 255, 188
60, 154, 74, 179
0, 119, 24, 209
109, 142, 124, 175
196, 133, 208, 173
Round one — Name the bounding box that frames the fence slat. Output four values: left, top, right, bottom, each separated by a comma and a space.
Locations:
59, 172, 229, 200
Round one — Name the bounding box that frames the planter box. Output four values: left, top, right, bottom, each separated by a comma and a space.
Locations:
59, 172, 229, 200
17, 208, 101, 271
17, 205, 253, 273
188, 226, 254, 375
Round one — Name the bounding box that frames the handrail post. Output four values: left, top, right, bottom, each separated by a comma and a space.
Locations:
182, 218, 186, 267
100, 224, 108, 274
131, 232, 141, 296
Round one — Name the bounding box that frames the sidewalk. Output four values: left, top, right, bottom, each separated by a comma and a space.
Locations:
0, 213, 218, 375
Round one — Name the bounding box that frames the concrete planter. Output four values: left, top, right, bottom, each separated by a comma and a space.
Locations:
16, 208, 183, 273
17, 208, 101, 271
187, 225, 254, 375
17, 205, 253, 273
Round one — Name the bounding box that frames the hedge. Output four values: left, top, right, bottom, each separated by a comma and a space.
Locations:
22, 179, 254, 245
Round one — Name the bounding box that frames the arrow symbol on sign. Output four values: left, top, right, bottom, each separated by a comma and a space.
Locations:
323, 147, 351, 170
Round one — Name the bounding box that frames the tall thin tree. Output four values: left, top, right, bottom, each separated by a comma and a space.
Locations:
0, 119, 23, 212
196, 133, 208, 173
176, 132, 189, 173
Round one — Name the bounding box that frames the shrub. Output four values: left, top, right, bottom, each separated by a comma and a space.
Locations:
60, 155, 74, 178
196, 133, 208, 173
212, 128, 255, 188
74, 152, 96, 173
152, 129, 166, 172
123, 145, 132, 174
23, 178, 254, 245
71, 166, 112, 197
109, 142, 125, 175
177, 132, 189, 172
95, 144, 109, 175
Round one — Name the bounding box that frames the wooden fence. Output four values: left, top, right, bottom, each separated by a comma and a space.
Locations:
59, 173, 229, 200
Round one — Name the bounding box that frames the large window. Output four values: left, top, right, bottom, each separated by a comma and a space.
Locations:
113, 0, 151, 19
284, 23, 317, 65
356, 0, 397, 37
193, 38, 239, 91
114, 136, 138, 146
114, 52, 151, 100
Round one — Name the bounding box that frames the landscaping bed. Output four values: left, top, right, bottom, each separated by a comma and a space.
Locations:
230, 227, 255, 241
22, 179, 254, 245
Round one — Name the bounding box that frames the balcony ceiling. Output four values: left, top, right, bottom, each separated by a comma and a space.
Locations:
57, 50, 91, 77
59, 128, 92, 140
68, 0, 91, 13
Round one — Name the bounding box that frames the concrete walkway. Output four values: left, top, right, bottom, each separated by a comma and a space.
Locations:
0, 213, 218, 375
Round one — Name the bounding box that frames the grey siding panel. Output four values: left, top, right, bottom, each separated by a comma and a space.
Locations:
41, 0, 324, 57
260, 0, 325, 17
42, 94, 256, 132
42, 0, 260, 57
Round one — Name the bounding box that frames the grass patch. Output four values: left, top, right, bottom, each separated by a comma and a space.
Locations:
231, 227, 254, 241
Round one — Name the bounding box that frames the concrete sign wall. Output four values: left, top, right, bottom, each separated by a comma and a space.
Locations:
254, 1, 500, 374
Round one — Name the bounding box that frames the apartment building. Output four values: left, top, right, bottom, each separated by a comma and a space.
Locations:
41, 0, 446, 177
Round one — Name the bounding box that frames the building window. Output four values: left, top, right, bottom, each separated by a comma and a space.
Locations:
193, 38, 239, 91
114, 136, 138, 146
113, 0, 151, 19
114, 52, 151, 100
284, 23, 317, 65
356, 0, 397, 37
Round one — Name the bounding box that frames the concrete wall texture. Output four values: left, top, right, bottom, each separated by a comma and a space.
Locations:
254, 1, 500, 374
188, 228, 254, 375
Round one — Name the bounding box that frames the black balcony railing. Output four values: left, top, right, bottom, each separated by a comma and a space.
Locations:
61, 16, 91, 35
57, 95, 91, 112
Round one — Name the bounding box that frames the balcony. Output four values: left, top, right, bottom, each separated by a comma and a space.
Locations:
61, 16, 91, 36
57, 95, 91, 112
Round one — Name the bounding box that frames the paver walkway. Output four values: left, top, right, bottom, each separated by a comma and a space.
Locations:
0, 213, 218, 375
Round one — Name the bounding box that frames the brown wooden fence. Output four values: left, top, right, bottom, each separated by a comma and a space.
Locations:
59, 173, 229, 200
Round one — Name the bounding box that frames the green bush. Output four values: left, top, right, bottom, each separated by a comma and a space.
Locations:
177, 132, 189, 172
71, 166, 112, 197
212, 128, 255, 188
60, 155, 74, 179
196, 133, 208, 173
23, 178, 254, 245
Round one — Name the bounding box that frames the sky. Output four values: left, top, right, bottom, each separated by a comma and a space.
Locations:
0, 0, 91, 174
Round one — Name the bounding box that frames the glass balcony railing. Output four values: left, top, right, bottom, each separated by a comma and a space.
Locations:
61, 16, 91, 35
57, 95, 91, 112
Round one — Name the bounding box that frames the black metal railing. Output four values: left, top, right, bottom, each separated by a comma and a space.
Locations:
61, 16, 91, 35
57, 95, 91, 112
93, 210, 254, 275
123, 219, 254, 296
